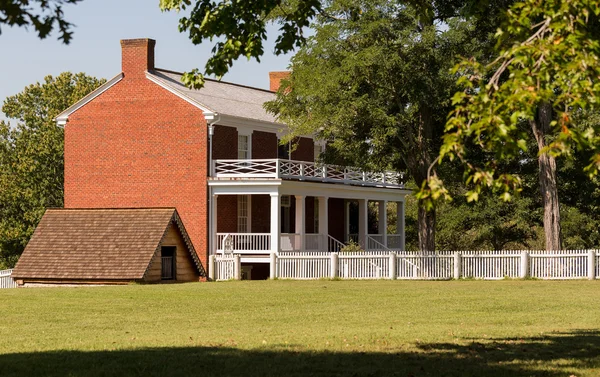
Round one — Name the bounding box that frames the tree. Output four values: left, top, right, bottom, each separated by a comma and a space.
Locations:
159, 0, 322, 88
0, 0, 81, 43
265, 0, 511, 251
424, 0, 600, 250
0, 72, 105, 268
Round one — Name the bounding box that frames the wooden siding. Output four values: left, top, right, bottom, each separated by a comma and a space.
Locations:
145, 222, 200, 283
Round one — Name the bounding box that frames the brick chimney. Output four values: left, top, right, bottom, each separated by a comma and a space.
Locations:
269, 71, 291, 92
121, 38, 156, 77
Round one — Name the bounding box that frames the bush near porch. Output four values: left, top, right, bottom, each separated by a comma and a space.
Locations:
1, 280, 599, 377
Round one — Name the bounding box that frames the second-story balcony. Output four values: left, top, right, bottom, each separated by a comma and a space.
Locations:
211, 159, 405, 189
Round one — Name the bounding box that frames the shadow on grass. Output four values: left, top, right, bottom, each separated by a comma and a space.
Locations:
1, 330, 599, 377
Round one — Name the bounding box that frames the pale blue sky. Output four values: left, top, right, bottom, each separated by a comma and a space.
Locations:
0, 0, 294, 122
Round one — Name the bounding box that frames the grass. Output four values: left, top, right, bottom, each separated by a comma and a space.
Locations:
1, 280, 599, 376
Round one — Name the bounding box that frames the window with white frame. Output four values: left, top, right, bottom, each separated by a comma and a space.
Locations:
237, 195, 250, 233
238, 134, 250, 159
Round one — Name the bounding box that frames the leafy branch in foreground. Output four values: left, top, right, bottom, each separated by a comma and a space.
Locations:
159, 0, 321, 88
0, 0, 82, 43
420, 0, 600, 249
426, 0, 600, 204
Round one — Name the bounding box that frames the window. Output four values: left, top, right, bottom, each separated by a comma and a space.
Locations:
238, 134, 250, 159
278, 141, 290, 159
237, 195, 250, 233
281, 195, 291, 207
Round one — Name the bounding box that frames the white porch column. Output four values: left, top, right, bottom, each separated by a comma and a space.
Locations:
358, 199, 368, 249
295, 195, 306, 251
318, 196, 328, 250
378, 200, 388, 247
396, 201, 405, 251
270, 193, 281, 254
344, 200, 351, 242
211, 194, 218, 254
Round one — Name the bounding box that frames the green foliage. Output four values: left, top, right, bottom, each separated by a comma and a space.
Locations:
0, 72, 105, 267
427, 0, 600, 205
339, 239, 364, 253
0, 0, 82, 43
159, 0, 322, 87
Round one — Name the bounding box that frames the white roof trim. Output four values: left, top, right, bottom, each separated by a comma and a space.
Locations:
145, 71, 215, 116
55, 73, 124, 125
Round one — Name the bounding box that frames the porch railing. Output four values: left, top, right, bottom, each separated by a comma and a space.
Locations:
280, 233, 340, 252
213, 159, 404, 188
0, 269, 17, 289
216, 233, 271, 254
346, 234, 405, 251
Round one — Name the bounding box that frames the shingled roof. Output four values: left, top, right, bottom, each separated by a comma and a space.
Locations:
148, 69, 279, 124
12, 208, 205, 281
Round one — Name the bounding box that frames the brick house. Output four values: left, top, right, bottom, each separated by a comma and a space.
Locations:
17, 38, 410, 282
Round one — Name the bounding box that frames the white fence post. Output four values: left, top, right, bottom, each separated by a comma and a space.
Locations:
330, 252, 339, 278
520, 251, 530, 279
589, 250, 596, 280
208, 255, 215, 281
234, 255, 241, 280
453, 252, 461, 280
389, 252, 397, 280
270, 252, 277, 279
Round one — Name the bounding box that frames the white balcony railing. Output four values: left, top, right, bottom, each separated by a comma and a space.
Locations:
213, 159, 404, 188
216, 233, 271, 254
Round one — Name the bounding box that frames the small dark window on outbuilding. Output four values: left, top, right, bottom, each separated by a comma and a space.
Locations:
161, 246, 176, 280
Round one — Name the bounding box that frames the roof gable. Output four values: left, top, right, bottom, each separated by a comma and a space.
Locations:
12, 208, 205, 281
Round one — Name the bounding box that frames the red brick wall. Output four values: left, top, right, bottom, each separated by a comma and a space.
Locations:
217, 195, 237, 233
291, 137, 314, 162
64, 39, 209, 269
252, 131, 277, 159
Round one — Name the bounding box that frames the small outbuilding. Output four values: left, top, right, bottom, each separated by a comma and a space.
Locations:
12, 208, 205, 286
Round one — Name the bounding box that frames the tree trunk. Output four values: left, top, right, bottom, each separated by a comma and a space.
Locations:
417, 205, 436, 251
530, 102, 562, 250
407, 105, 436, 252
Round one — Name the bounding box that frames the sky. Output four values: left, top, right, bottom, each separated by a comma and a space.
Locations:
0, 0, 294, 122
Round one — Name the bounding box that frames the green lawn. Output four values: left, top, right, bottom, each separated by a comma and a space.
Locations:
0, 280, 599, 376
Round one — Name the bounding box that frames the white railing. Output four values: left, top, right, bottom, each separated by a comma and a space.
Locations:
216, 233, 271, 253
305, 234, 326, 251
396, 253, 454, 280
462, 254, 521, 279
0, 269, 17, 288
280, 233, 327, 252
213, 158, 404, 188
214, 255, 236, 280
339, 253, 390, 279
208, 249, 600, 281
530, 251, 589, 279
328, 235, 346, 252
278, 253, 331, 279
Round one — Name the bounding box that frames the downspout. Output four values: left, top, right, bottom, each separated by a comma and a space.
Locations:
206, 113, 220, 261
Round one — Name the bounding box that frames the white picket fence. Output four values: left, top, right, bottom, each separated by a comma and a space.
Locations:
0, 269, 17, 288
210, 249, 600, 281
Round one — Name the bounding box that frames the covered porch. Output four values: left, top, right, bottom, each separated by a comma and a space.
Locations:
208, 179, 410, 262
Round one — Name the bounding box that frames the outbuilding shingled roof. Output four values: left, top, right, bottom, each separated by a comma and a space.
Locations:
148, 69, 279, 124
12, 208, 205, 281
